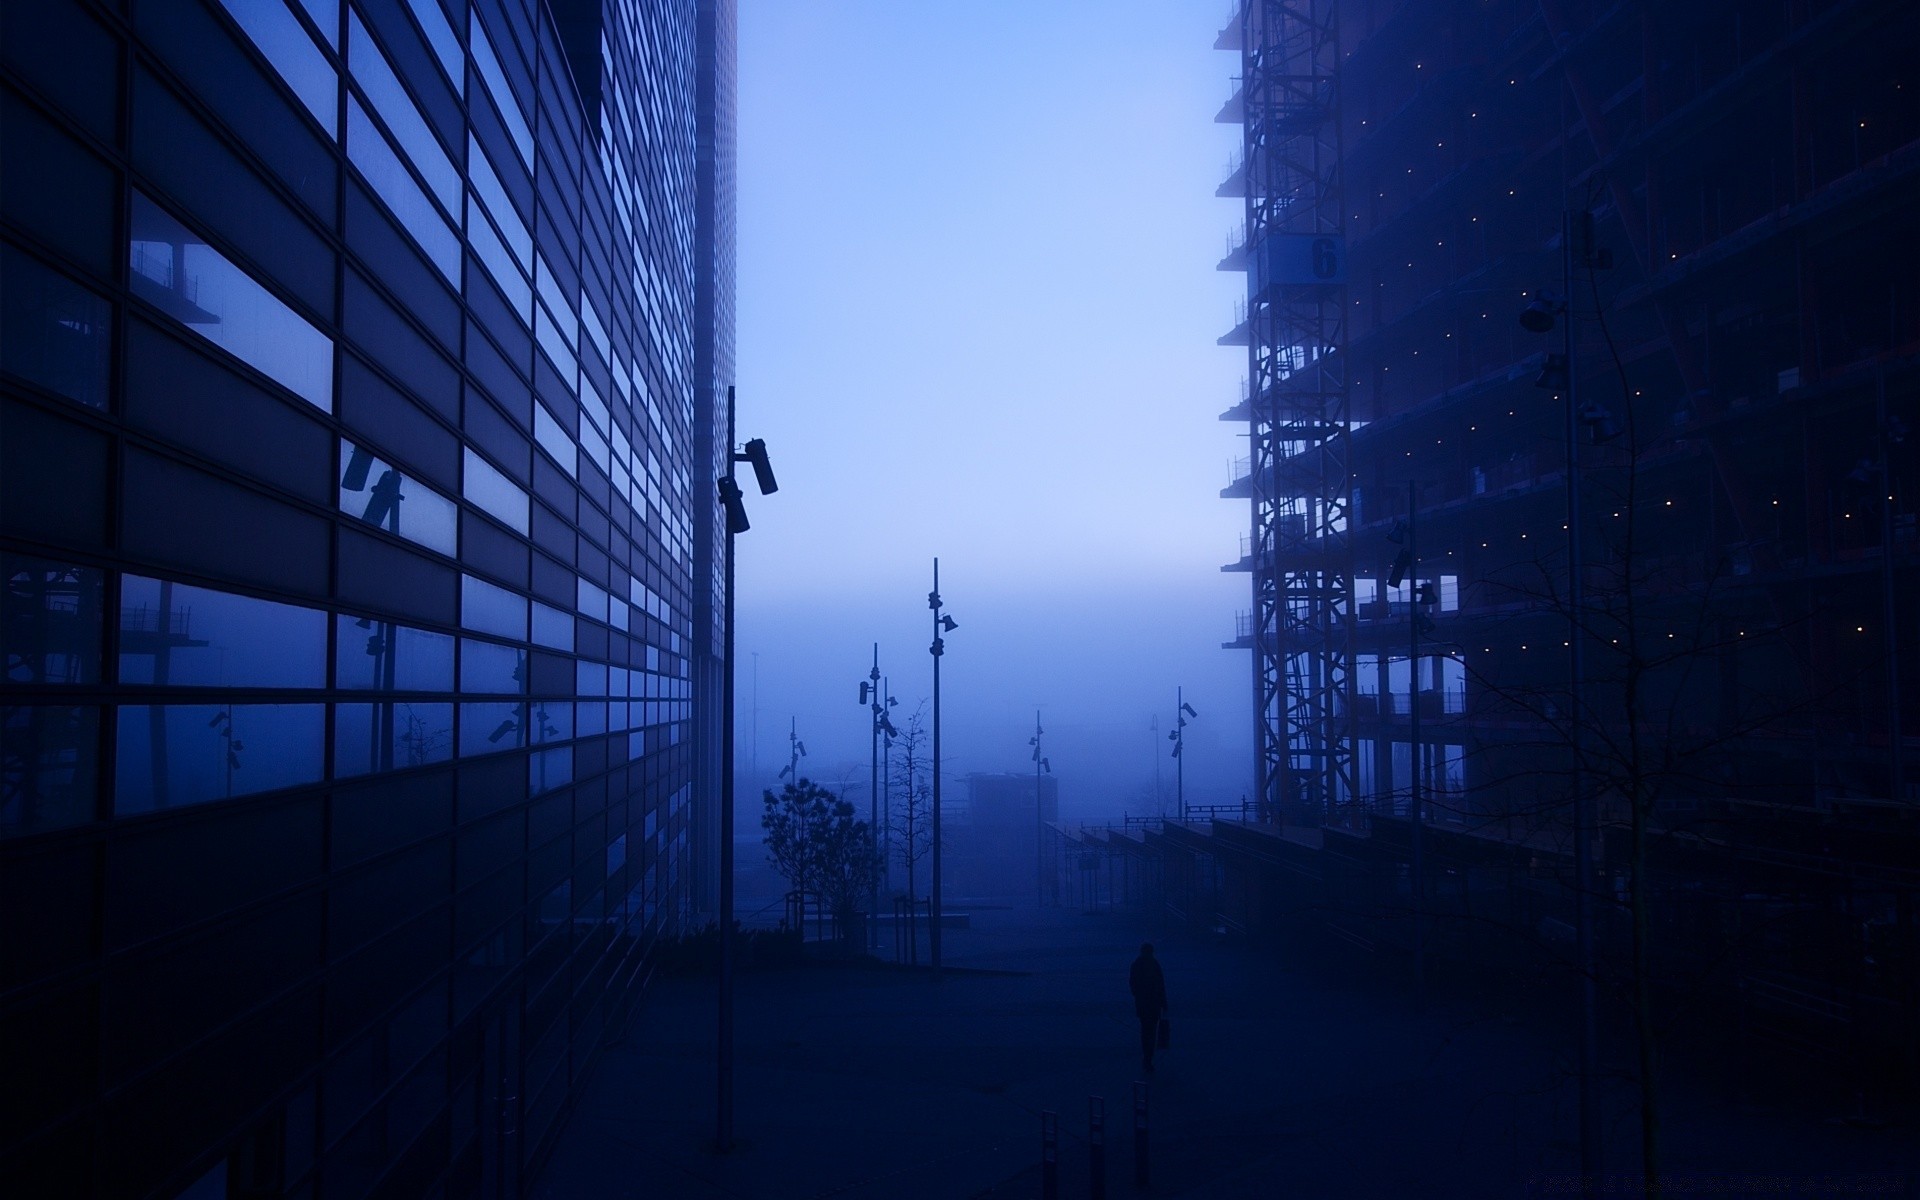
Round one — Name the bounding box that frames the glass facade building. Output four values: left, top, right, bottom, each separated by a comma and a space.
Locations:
0, 0, 734, 1194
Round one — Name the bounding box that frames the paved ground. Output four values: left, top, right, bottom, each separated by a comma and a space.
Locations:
533, 903, 1916, 1199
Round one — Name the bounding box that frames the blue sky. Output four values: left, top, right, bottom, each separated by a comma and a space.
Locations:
733, 1, 1253, 819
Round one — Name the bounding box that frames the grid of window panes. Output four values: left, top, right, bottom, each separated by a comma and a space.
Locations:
0, 0, 720, 1195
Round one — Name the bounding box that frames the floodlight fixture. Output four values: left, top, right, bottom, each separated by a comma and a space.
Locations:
1040, 758, 1051, 773
342, 444, 375, 491
1519, 292, 1565, 333
860, 682, 872, 705
741, 438, 777, 495
1181, 702, 1198, 718
1414, 582, 1438, 606
1581, 403, 1622, 444
1387, 549, 1412, 589
718, 477, 750, 534
1415, 614, 1436, 636
940, 614, 958, 633
1386, 519, 1408, 545
1534, 353, 1570, 391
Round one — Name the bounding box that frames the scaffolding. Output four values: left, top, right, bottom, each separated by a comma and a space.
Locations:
1221, 1, 1355, 826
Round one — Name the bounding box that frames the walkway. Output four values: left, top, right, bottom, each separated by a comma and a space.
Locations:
533, 904, 1915, 1198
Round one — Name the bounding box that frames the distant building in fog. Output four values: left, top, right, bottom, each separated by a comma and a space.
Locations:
1, 0, 735, 1194
950, 772, 1059, 897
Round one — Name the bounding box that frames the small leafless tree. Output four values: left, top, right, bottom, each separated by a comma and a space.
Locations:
888, 702, 934, 902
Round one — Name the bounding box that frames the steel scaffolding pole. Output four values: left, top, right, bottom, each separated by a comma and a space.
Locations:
1238, 0, 1353, 826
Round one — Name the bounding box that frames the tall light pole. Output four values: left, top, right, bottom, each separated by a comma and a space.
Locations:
1029, 710, 1050, 904
1387, 487, 1438, 994
714, 388, 777, 1154
1520, 209, 1614, 1182
1169, 689, 1197, 820
859, 646, 897, 951
778, 716, 806, 786
928, 558, 958, 975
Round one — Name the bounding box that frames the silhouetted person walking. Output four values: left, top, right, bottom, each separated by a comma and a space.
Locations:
1129, 942, 1167, 1074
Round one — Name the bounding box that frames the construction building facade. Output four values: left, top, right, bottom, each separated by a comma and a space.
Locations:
1, 0, 734, 1194
1206, 0, 1919, 1077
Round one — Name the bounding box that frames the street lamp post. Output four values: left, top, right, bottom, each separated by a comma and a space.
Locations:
714, 388, 776, 1154
928, 558, 958, 975
1169, 689, 1197, 820
859, 646, 897, 951
1029, 710, 1050, 904
1388, 484, 1438, 994
1521, 210, 1613, 1182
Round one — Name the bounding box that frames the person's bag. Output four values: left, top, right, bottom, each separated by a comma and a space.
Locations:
1157, 1016, 1171, 1050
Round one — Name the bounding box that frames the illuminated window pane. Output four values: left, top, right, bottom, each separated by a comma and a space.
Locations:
218, 0, 337, 134
118, 576, 325, 688
339, 439, 458, 555
334, 615, 454, 691
462, 448, 529, 534
115, 703, 324, 812
129, 193, 334, 411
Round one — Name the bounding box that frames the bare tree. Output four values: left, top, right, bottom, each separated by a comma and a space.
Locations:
888, 702, 934, 902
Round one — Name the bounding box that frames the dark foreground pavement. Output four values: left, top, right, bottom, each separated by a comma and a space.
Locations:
532, 905, 1915, 1199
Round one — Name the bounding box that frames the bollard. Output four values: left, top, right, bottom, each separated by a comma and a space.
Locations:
1088, 1095, 1106, 1200
1042, 1109, 1059, 1200
1133, 1081, 1149, 1190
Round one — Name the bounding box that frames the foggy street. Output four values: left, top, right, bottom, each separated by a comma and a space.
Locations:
534, 901, 1913, 1199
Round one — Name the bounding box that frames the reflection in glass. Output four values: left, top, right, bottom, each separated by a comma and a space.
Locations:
533, 256, 577, 350
469, 18, 532, 166
458, 638, 525, 693
466, 196, 532, 325
0, 245, 111, 409
467, 135, 530, 271
115, 703, 324, 812
576, 701, 606, 738
294, 0, 339, 47
533, 403, 575, 477
575, 660, 606, 697
459, 575, 526, 641
529, 746, 571, 796
529, 601, 572, 652
528, 701, 570, 743
534, 304, 576, 389
119, 576, 325, 687
128, 193, 334, 411
407, 0, 462, 84
575, 579, 608, 623
339, 439, 458, 555
334, 615, 453, 690
218, 0, 338, 133
1, 706, 99, 835
3, 555, 105, 684
462, 448, 528, 534
346, 97, 461, 287
348, 10, 458, 215
457, 700, 523, 756
335, 701, 453, 776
